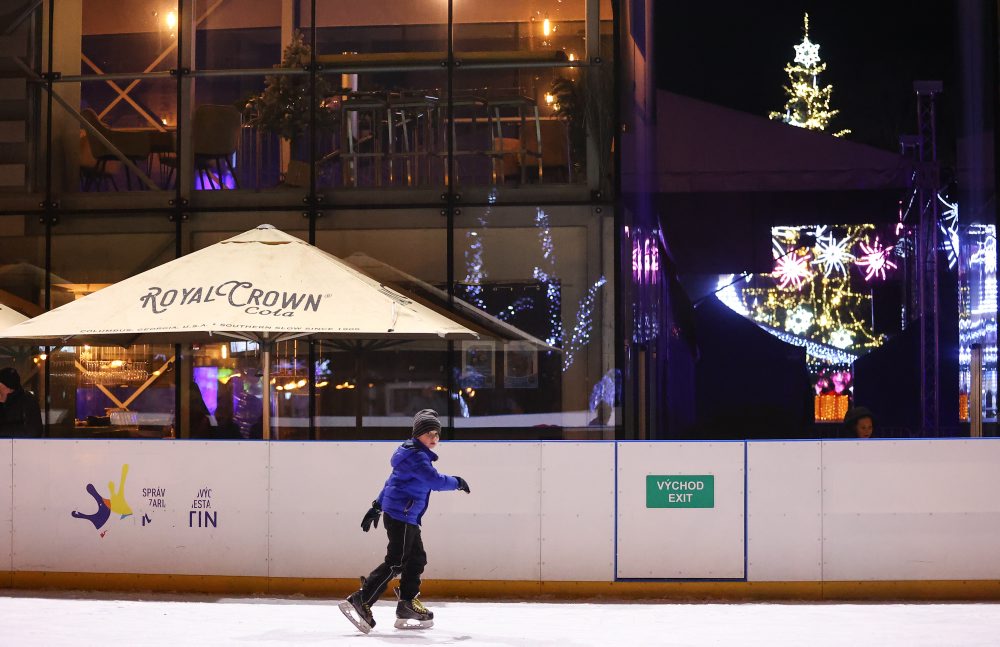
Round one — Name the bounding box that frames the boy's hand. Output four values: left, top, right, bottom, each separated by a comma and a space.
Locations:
361, 500, 381, 532
455, 476, 471, 493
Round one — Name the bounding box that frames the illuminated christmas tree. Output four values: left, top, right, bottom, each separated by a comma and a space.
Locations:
769, 13, 850, 137
717, 224, 893, 418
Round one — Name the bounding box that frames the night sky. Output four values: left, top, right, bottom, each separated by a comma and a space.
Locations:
656, 1, 959, 158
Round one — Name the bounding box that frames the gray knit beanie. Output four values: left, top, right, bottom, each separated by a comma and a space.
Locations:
412, 408, 441, 438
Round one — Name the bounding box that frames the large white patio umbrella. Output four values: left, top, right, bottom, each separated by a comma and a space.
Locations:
0, 303, 27, 329
0, 225, 479, 437
0, 303, 29, 359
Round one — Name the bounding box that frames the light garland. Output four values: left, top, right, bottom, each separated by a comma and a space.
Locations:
532, 208, 564, 348
563, 276, 607, 371
855, 236, 897, 281
768, 13, 850, 137
958, 223, 998, 422
812, 225, 855, 276
461, 188, 499, 309
720, 224, 884, 392
774, 249, 814, 290
937, 193, 960, 270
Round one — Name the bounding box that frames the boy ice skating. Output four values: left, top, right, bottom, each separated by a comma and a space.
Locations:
339, 409, 470, 633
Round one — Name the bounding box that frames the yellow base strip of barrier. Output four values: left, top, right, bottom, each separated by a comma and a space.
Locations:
4, 572, 1000, 602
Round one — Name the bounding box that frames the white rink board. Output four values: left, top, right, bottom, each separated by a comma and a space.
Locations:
8, 438, 1000, 585
267, 442, 390, 579
422, 442, 543, 581
821, 439, 1000, 581
0, 440, 11, 572
540, 442, 615, 581
616, 442, 745, 579
12, 440, 269, 576
746, 441, 822, 582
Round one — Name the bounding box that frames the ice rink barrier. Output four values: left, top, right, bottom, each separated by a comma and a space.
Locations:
2, 438, 999, 600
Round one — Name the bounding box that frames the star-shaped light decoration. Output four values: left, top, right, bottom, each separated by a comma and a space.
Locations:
855, 236, 898, 281
793, 13, 821, 67
812, 226, 854, 277
785, 306, 814, 335
773, 249, 814, 290
794, 37, 821, 67
828, 327, 854, 349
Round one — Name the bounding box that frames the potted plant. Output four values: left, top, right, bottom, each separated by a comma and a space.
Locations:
242, 30, 340, 185
548, 67, 614, 191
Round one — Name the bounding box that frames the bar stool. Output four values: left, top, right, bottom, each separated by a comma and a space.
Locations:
485, 93, 541, 185
341, 91, 389, 187
387, 91, 439, 186
434, 89, 490, 187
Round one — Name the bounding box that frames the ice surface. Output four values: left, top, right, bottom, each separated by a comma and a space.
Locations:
1, 591, 998, 646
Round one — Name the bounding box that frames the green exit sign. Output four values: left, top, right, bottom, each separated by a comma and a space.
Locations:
646, 475, 715, 508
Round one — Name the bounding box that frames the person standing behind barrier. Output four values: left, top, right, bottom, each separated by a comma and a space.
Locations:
844, 406, 875, 438
0, 367, 42, 438
339, 408, 471, 634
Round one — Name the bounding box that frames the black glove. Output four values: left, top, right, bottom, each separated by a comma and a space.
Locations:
455, 476, 470, 493
361, 500, 381, 532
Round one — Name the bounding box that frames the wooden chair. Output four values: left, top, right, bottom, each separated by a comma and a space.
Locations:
493, 120, 570, 184
79, 108, 152, 190
162, 105, 242, 189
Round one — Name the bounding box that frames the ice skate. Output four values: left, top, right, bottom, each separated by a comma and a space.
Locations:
338, 579, 376, 634
394, 587, 434, 630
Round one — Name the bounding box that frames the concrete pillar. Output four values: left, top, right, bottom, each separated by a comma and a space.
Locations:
42, 0, 81, 193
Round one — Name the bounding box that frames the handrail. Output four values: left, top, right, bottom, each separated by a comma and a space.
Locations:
2, 0, 42, 37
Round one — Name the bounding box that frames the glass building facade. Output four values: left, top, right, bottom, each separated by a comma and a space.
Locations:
0, 0, 637, 441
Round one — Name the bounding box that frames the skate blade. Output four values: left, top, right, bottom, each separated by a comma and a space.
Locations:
338, 600, 372, 634
394, 618, 434, 630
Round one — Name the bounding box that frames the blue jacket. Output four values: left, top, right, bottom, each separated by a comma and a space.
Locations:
376, 439, 459, 526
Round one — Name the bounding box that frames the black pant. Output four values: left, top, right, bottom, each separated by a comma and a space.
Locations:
360, 513, 427, 604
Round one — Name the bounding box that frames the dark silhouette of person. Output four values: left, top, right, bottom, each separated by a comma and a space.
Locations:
188, 380, 213, 438
0, 367, 42, 438
844, 406, 875, 438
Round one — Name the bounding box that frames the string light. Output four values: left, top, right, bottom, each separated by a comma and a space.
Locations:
495, 296, 535, 322
533, 207, 563, 347
462, 195, 493, 309
563, 276, 607, 370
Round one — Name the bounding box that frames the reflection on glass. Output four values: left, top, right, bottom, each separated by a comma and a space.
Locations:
47, 345, 175, 439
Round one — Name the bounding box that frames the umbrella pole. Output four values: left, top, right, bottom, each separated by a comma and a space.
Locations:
262, 339, 271, 441
354, 347, 364, 435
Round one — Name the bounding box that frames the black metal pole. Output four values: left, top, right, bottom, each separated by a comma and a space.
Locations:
444, 0, 457, 438
611, 0, 624, 440
308, 0, 318, 439
173, 0, 186, 438
42, 0, 54, 437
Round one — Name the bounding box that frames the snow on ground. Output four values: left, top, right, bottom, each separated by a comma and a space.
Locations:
1, 591, 999, 646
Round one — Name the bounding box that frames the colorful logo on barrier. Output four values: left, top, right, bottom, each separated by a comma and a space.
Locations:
71, 463, 134, 537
